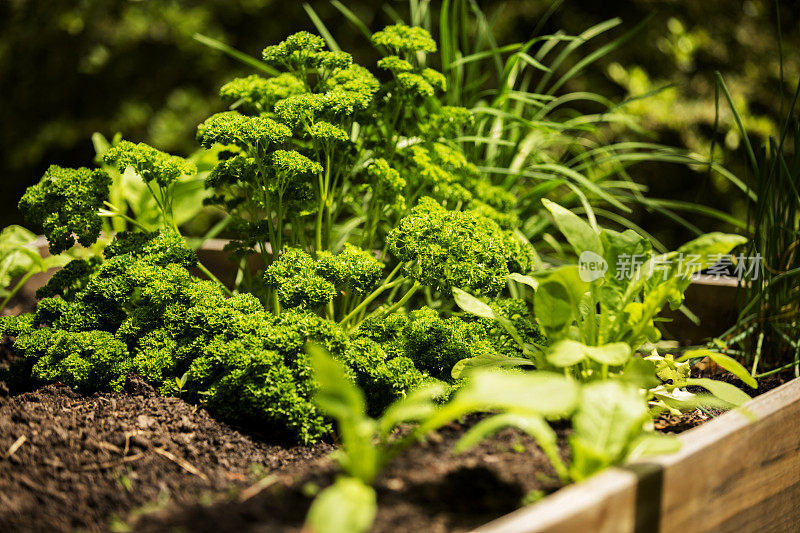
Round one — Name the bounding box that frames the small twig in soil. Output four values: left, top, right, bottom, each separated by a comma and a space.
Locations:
153, 447, 208, 481
81, 452, 145, 471
96, 441, 124, 454
238, 474, 278, 502
122, 431, 135, 456
4, 435, 27, 459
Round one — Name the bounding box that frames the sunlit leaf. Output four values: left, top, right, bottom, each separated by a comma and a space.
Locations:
455, 370, 578, 418
686, 378, 751, 406
305, 478, 376, 533
677, 349, 757, 388
451, 354, 534, 379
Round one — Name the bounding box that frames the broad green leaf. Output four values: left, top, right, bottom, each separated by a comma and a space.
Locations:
651, 388, 742, 412
547, 340, 631, 368
120, 166, 158, 229
451, 354, 534, 379
546, 339, 587, 367
455, 370, 579, 418
570, 381, 649, 478
455, 413, 569, 482
171, 175, 212, 227
534, 266, 587, 339
569, 433, 610, 481
686, 378, 751, 406
91, 132, 112, 156
452, 287, 494, 318
675, 232, 748, 272
0, 225, 40, 286
626, 433, 681, 461
41, 254, 70, 271
305, 477, 377, 533
619, 357, 660, 389
309, 344, 365, 420
542, 198, 603, 256
599, 228, 651, 288
677, 349, 757, 388
534, 279, 573, 337
379, 382, 448, 437
309, 345, 378, 482
508, 272, 539, 290
585, 343, 632, 366
493, 314, 528, 351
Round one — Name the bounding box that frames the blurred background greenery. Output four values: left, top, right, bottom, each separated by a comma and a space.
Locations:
1, 0, 797, 247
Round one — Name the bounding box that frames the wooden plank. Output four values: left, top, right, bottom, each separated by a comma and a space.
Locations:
657, 378, 800, 533
474, 377, 800, 533
472, 468, 639, 533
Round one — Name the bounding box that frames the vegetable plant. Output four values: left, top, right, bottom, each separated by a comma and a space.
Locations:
0, 225, 68, 314
0, 7, 772, 528
304, 345, 580, 533
0, 12, 762, 510
455, 378, 680, 482
0, 23, 543, 444
452, 199, 754, 409
305, 344, 678, 532
91, 132, 214, 239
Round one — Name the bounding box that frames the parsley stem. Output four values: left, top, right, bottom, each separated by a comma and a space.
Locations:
0, 271, 36, 314
196, 261, 233, 297
377, 281, 421, 319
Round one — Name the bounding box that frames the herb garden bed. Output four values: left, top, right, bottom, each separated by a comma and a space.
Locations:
2, 10, 797, 533
4, 368, 791, 532
1, 351, 793, 532
2, 272, 795, 532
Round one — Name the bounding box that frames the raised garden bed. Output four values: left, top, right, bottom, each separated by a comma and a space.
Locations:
3, 262, 796, 532
3, 11, 797, 533
5, 371, 790, 533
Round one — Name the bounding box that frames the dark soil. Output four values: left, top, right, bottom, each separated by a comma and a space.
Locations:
0, 376, 332, 533
126, 367, 794, 533
0, 300, 568, 532
133, 415, 569, 533
0, 375, 568, 532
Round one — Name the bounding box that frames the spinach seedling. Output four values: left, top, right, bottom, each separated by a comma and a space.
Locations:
454, 199, 747, 386
0, 225, 68, 313
455, 378, 680, 482
304, 343, 448, 533
305, 344, 578, 532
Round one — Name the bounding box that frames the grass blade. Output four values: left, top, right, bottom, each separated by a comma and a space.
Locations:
303, 3, 341, 51
193, 33, 278, 75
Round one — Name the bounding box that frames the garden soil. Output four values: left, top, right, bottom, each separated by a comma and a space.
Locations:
0, 376, 568, 532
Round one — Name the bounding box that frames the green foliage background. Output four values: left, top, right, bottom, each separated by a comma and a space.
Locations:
1, 0, 797, 245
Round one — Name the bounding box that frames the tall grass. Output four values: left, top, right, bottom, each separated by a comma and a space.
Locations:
197, 0, 750, 261
714, 72, 800, 375
394, 0, 751, 260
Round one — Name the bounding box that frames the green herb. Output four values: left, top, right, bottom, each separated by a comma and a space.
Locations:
452, 200, 753, 415
0, 225, 68, 313
305, 344, 580, 532
455, 377, 679, 482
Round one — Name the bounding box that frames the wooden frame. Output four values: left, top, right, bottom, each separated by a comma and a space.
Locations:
474, 376, 800, 533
